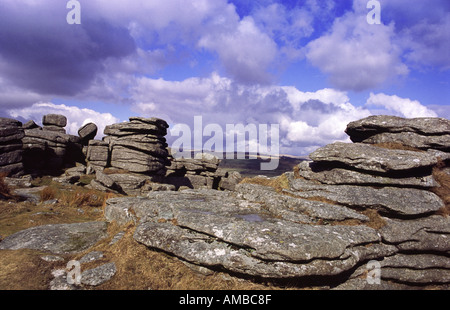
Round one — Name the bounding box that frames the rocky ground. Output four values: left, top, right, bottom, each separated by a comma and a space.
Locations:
0, 115, 449, 290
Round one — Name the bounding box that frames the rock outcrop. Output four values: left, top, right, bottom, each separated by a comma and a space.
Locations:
1, 114, 449, 290
346, 115, 450, 152
103, 117, 170, 175
165, 152, 222, 190
21, 114, 85, 174
0, 118, 25, 177
104, 115, 449, 289
0, 221, 108, 254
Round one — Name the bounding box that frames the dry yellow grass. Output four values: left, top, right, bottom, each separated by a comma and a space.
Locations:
0, 173, 13, 200
240, 173, 290, 193
432, 159, 450, 216
73, 222, 278, 290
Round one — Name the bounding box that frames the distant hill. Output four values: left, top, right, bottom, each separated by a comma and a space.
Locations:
217, 153, 307, 178
170, 150, 307, 178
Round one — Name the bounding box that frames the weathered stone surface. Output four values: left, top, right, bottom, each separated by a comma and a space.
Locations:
134, 219, 394, 279
219, 171, 242, 191
105, 190, 396, 279
0, 222, 108, 254
0, 149, 22, 167
92, 170, 154, 195
100, 117, 170, 175
346, 115, 450, 140
379, 254, 450, 284
0, 118, 24, 176
22, 120, 40, 130
80, 262, 116, 286
79, 251, 104, 263
78, 123, 98, 142
236, 183, 369, 223
288, 181, 444, 217
0, 118, 22, 128
379, 216, 450, 252
309, 142, 439, 173
0, 162, 25, 178
296, 160, 438, 188
22, 128, 82, 172
86, 140, 109, 163
361, 132, 450, 152
104, 120, 165, 137
42, 114, 67, 127
128, 117, 169, 130
43, 125, 66, 134
111, 146, 166, 173
110, 138, 168, 158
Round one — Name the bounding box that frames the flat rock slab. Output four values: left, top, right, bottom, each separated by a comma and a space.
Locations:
288, 181, 444, 217
309, 142, 440, 173
0, 222, 108, 254
105, 189, 396, 279
346, 116, 450, 139
81, 262, 117, 286
379, 216, 450, 252
359, 132, 450, 151
380, 254, 450, 284
296, 161, 438, 188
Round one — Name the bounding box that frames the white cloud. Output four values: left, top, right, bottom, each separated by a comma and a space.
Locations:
199, 16, 278, 84
366, 93, 438, 118
131, 73, 372, 155
379, 0, 450, 70
305, 8, 409, 91
7, 102, 120, 139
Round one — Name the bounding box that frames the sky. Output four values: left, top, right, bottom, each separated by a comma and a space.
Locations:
0, 0, 449, 155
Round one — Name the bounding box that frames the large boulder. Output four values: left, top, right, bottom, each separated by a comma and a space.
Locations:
0, 221, 108, 254
86, 140, 109, 171
288, 180, 444, 217
22, 128, 82, 173
309, 142, 442, 173
296, 160, 438, 188
105, 190, 397, 279
0, 118, 24, 177
42, 114, 67, 128
103, 117, 170, 175
346, 115, 450, 151
78, 122, 98, 144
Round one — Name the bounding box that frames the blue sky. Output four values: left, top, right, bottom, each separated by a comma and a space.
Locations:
1, 0, 449, 155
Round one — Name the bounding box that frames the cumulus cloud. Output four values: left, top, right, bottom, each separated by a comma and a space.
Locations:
7, 102, 120, 139
305, 7, 408, 91
198, 16, 278, 84
131, 73, 372, 155
0, 0, 136, 97
366, 93, 438, 118
380, 0, 450, 70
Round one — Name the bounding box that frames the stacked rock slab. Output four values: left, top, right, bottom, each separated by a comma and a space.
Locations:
22, 114, 83, 174
105, 116, 449, 289
42, 114, 67, 134
0, 118, 25, 177
346, 115, 450, 152
86, 140, 109, 171
292, 115, 450, 288
102, 117, 170, 175
165, 152, 222, 189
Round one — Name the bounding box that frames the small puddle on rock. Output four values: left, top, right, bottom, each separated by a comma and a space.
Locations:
235, 214, 265, 222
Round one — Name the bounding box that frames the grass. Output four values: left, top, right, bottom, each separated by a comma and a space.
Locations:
0, 173, 13, 200
240, 173, 290, 193
38, 182, 117, 208
68, 222, 279, 290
